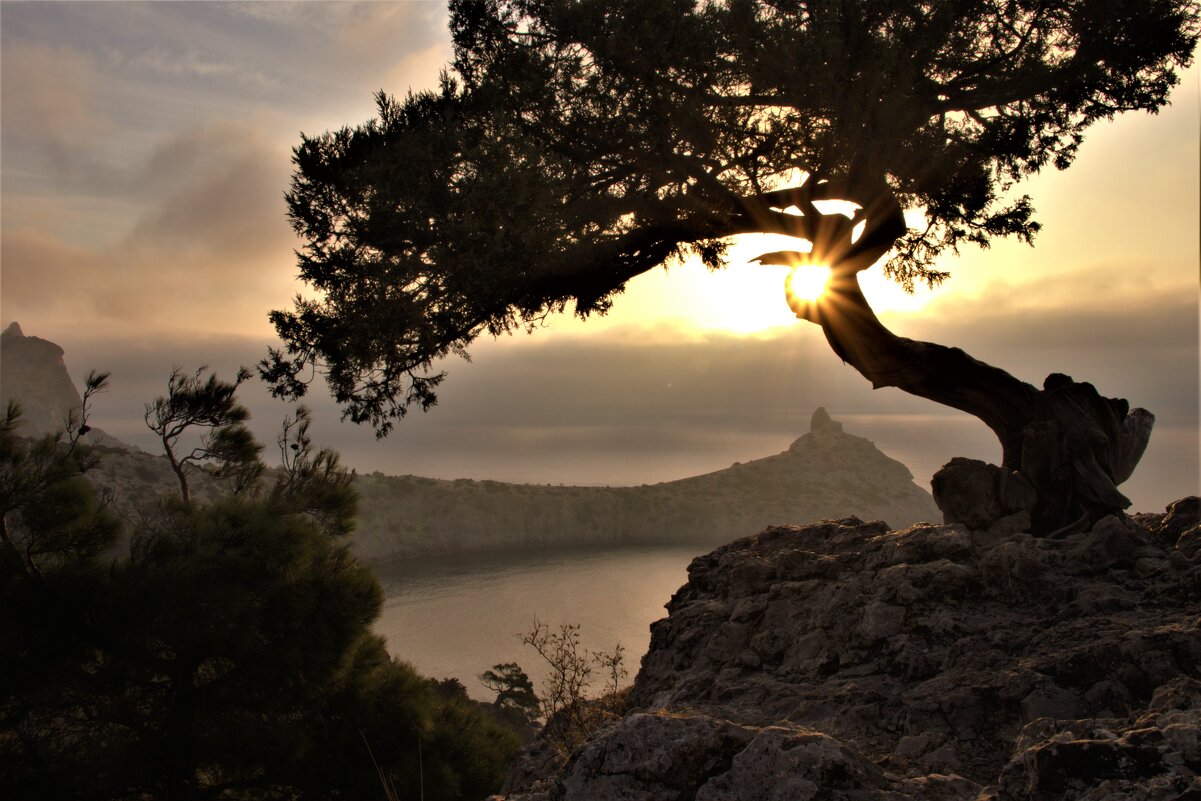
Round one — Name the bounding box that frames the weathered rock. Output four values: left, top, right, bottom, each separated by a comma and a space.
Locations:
495, 505, 1201, 800
994, 677, 1201, 800
1160, 497, 1201, 537
809, 405, 844, 433
1068, 514, 1144, 573
931, 458, 1038, 532
1177, 526, 1201, 561
557, 713, 755, 801
499, 712, 982, 801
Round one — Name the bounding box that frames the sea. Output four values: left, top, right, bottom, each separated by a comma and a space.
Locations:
372, 543, 710, 700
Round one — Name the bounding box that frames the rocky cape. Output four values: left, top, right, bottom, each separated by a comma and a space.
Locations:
77, 408, 937, 561
496, 497, 1201, 800
1, 324, 937, 559
353, 408, 938, 560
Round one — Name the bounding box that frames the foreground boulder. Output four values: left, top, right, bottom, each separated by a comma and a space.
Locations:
496, 498, 1201, 800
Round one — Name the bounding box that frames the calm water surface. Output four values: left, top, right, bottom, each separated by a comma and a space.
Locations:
372, 544, 709, 699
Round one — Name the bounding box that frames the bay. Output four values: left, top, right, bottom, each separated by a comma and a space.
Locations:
371, 543, 710, 700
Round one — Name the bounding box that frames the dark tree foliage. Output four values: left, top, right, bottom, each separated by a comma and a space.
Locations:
274, 405, 359, 537
1, 376, 520, 800
145, 366, 264, 504
0, 379, 122, 795
481, 662, 541, 728
0, 372, 114, 579
266, 0, 1196, 531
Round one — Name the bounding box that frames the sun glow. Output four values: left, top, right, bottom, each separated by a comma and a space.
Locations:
544, 232, 938, 339
785, 265, 832, 303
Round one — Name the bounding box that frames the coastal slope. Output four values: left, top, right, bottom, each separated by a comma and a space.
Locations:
352, 407, 939, 559
1, 323, 939, 559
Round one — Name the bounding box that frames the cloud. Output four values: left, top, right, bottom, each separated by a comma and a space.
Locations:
0, 41, 119, 195
117, 45, 279, 92
228, 0, 449, 88
2, 122, 297, 338
0, 41, 113, 146
886, 273, 1200, 422
1, 231, 98, 316
0, 227, 288, 337
1, 40, 278, 203
128, 128, 292, 258
381, 40, 455, 97
332, 3, 432, 53
229, 0, 416, 33
128, 46, 232, 78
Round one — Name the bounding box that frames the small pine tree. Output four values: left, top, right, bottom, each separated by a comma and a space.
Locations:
143, 366, 263, 504
480, 662, 541, 729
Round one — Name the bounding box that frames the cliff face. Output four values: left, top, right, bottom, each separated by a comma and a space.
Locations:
0, 322, 83, 437
497, 497, 1201, 800
0, 323, 217, 520
353, 408, 939, 559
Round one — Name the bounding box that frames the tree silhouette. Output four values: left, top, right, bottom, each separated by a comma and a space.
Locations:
145, 366, 263, 505
3, 373, 520, 800
480, 662, 541, 728
0, 371, 114, 580
263, 0, 1197, 532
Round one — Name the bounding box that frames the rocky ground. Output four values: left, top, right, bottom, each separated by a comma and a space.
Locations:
1, 322, 83, 437
495, 496, 1201, 800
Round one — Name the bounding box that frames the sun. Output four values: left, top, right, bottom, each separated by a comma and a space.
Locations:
785, 265, 832, 303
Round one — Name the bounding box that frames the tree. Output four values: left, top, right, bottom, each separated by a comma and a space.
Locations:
145, 366, 264, 505
0, 375, 122, 794
516, 620, 627, 759
263, 0, 1197, 532
3, 371, 521, 800
480, 662, 541, 728
273, 405, 358, 537
0, 371, 114, 579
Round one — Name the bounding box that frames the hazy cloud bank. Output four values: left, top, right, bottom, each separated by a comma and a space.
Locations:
43, 280, 1198, 514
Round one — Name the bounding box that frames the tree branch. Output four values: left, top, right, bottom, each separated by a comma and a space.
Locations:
812, 271, 1040, 465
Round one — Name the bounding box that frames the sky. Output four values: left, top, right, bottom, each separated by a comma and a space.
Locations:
2, 1, 1198, 514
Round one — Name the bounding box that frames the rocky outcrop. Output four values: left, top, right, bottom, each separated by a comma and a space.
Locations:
353, 408, 939, 559
931, 457, 1039, 535
0, 323, 215, 524
495, 497, 1201, 800
0, 322, 84, 437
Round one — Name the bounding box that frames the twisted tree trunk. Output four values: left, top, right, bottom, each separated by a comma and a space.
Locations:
751, 181, 1153, 534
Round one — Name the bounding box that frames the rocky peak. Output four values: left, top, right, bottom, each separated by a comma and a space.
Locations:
809, 405, 843, 434
0, 322, 83, 437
